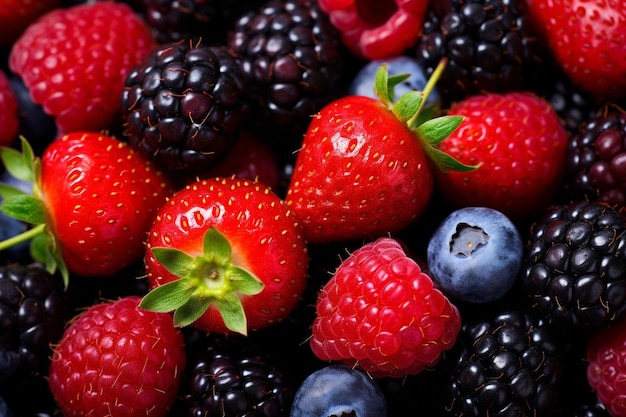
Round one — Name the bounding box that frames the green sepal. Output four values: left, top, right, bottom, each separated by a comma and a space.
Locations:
423, 144, 481, 173
0, 194, 48, 224
0, 138, 35, 183
417, 116, 464, 146
374, 64, 411, 107
30, 231, 69, 289
140, 227, 265, 335
0, 183, 28, 200
140, 279, 196, 312
392, 91, 423, 125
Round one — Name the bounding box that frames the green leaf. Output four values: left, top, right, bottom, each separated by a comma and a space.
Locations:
151, 247, 195, 278
392, 91, 423, 125
374, 64, 391, 106
424, 145, 481, 174
215, 291, 248, 335
0, 183, 27, 200
0, 147, 31, 183
140, 279, 195, 312
203, 227, 232, 264
173, 296, 213, 328
29, 231, 69, 288
228, 266, 264, 295
417, 116, 464, 145
0, 195, 48, 224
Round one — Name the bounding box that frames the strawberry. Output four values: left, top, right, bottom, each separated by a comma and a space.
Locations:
319, 0, 429, 60
0, 133, 175, 283
0, 69, 19, 147
434, 91, 568, 221
309, 236, 462, 378
139, 176, 309, 335
526, 0, 626, 101
285, 61, 475, 244
48, 296, 186, 417
8, 2, 154, 136
0, 0, 59, 45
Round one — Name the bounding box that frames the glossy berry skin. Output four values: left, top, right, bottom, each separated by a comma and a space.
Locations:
290, 365, 388, 417
319, 0, 429, 60
427, 207, 523, 304
40, 132, 175, 277
587, 317, 626, 417
527, 0, 626, 101
435, 92, 568, 221
48, 296, 186, 417
0, 70, 19, 147
285, 95, 434, 243
310, 237, 461, 378
348, 56, 440, 106
9, 2, 154, 135
144, 177, 309, 335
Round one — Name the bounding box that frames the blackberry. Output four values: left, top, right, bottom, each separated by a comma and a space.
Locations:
564, 109, 626, 207
415, 0, 542, 106
523, 200, 626, 330
140, 0, 264, 45
121, 41, 250, 175
179, 333, 293, 417
445, 309, 565, 417
227, 0, 344, 151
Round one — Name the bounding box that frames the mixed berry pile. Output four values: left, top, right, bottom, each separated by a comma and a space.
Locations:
0, 0, 625, 416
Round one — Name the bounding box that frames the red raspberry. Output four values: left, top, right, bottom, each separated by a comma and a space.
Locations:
310, 237, 462, 378
319, 0, 428, 60
48, 296, 186, 417
0, 69, 19, 147
0, 0, 59, 45
8, 2, 154, 136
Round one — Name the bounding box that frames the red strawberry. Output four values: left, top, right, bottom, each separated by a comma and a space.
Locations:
526, 0, 626, 101
319, 0, 429, 60
586, 316, 626, 417
434, 91, 568, 221
140, 176, 309, 335
285, 61, 474, 244
309, 237, 462, 378
48, 296, 186, 417
0, 69, 19, 147
0, 0, 59, 45
0, 133, 175, 282
8, 2, 154, 135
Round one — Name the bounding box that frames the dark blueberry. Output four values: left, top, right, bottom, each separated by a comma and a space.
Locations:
290, 365, 388, 417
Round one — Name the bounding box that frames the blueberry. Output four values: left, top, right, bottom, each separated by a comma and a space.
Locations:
290, 365, 388, 417
426, 207, 523, 304
348, 56, 440, 106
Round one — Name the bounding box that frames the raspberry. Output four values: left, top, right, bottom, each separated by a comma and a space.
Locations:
8, 2, 154, 135
587, 317, 626, 417
0, 69, 19, 147
319, 0, 429, 60
309, 237, 462, 378
0, 0, 59, 45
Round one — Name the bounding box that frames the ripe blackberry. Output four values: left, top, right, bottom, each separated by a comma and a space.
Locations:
227, 0, 344, 150
179, 333, 293, 417
415, 0, 542, 106
523, 200, 626, 330
140, 0, 264, 45
564, 109, 626, 207
445, 309, 565, 417
121, 41, 250, 175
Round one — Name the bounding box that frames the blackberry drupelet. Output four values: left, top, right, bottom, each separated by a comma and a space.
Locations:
227, 0, 344, 151
121, 41, 250, 175
446, 309, 565, 417
564, 109, 626, 207
180, 334, 293, 417
140, 0, 264, 45
416, 0, 542, 106
523, 200, 626, 330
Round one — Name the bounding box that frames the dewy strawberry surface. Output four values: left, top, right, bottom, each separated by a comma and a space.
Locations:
0, 1, 625, 417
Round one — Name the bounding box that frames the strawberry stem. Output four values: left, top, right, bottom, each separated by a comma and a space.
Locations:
0, 223, 45, 252
408, 57, 447, 128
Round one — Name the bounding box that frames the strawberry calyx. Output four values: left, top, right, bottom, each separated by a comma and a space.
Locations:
375, 58, 480, 173
140, 227, 264, 336
0, 137, 69, 286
